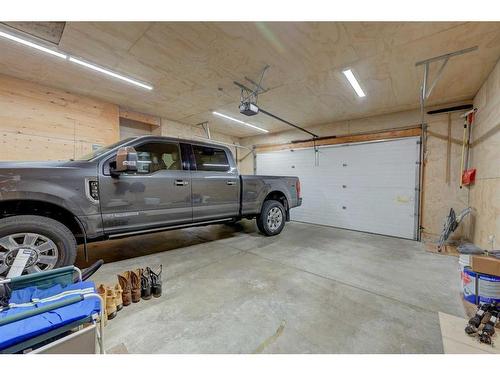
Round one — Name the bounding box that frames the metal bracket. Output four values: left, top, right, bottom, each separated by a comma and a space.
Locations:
234, 65, 270, 106
414, 46, 478, 242
195, 121, 211, 139
234, 65, 319, 139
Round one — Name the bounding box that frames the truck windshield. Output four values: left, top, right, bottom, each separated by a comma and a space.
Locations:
76, 138, 136, 161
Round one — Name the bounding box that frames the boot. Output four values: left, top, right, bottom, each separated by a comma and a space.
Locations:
149, 265, 163, 298
479, 310, 499, 345
130, 269, 142, 303
114, 283, 123, 311
97, 284, 108, 326
117, 272, 132, 306
105, 286, 117, 320
465, 303, 491, 335
141, 268, 152, 300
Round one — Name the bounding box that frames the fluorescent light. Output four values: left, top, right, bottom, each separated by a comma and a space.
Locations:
69, 57, 153, 90
342, 69, 366, 97
212, 111, 268, 133
0, 30, 67, 59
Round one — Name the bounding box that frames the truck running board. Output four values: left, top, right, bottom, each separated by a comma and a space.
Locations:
107, 218, 234, 239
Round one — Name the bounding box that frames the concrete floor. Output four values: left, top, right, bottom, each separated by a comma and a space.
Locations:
78, 220, 466, 354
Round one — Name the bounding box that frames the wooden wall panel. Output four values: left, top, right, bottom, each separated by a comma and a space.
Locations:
470, 59, 500, 249
421, 113, 470, 241
0, 74, 120, 161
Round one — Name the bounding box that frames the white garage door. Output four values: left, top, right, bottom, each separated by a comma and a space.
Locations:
256, 137, 420, 239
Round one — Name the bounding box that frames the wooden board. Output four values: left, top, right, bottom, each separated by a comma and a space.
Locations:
255, 127, 421, 152
0, 74, 120, 161
425, 243, 459, 257
439, 312, 500, 354
119, 108, 161, 127
470, 58, 500, 249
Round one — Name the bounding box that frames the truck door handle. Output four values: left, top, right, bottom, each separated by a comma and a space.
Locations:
175, 180, 189, 186
226, 181, 237, 186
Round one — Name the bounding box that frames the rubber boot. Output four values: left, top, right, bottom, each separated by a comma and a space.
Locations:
118, 272, 132, 307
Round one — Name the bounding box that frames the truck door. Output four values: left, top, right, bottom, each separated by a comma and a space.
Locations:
190, 144, 240, 221
99, 140, 192, 234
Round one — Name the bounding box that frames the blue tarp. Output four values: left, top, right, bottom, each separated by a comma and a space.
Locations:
0, 281, 100, 350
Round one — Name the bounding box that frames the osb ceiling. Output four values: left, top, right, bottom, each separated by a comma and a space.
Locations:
1, 22, 500, 138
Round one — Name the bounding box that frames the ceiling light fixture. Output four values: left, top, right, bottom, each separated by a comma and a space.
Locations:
342, 69, 366, 98
212, 111, 268, 133
0, 30, 67, 59
0, 29, 154, 91
69, 57, 153, 90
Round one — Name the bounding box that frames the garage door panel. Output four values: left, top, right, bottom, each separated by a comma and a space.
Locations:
341, 187, 416, 237
257, 137, 420, 239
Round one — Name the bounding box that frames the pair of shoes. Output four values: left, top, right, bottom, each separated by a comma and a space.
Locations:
117, 270, 139, 304
97, 283, 123, 322
117, 266, 163, 304
138, 265, 163, 300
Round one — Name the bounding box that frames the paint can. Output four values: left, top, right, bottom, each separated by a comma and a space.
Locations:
459, 254, 471, 270
461, 267, 500, 304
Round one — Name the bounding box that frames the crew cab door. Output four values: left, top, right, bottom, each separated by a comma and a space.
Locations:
190, 144, 240, 221
99, 140, 192, 234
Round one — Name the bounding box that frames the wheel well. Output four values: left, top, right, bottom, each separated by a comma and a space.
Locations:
0, 200, 84, 243
263, 191, 289, 220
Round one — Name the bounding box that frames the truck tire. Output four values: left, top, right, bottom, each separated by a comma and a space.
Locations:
0, 215, 77, 276
256, 200, 286, 236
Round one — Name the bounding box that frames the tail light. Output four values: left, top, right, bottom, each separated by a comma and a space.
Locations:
296, 179, 301, 199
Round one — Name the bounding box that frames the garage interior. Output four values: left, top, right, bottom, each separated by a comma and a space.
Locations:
0, 21, 499, 354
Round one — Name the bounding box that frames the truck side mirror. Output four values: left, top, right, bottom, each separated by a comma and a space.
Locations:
111, 146, 138, 175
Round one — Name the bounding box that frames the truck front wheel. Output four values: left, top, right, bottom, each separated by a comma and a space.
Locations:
257, 200, 286, 236
0, 215, 77, 276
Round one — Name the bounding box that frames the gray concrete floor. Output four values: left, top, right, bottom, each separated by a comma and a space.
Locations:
77, 220, 465, 354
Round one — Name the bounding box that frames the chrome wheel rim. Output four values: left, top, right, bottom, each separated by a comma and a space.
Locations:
267, 207, 283, 232
0, 232, 59, 275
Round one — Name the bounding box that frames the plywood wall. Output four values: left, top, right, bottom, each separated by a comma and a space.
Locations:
470, 59, 500, 249
239, 105, 470, 240
0, 74, 120, 161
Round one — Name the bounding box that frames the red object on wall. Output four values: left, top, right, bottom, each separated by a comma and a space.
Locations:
462, 168, 476, 186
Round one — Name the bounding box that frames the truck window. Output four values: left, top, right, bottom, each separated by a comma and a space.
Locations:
133, 142, 182, 174
192, 145, 230, 172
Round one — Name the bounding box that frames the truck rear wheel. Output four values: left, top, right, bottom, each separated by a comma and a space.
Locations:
257, 200, 286, 236
0, 215, 76, 276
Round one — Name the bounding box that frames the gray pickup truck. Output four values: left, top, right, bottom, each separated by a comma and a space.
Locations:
0, 136, 301, 275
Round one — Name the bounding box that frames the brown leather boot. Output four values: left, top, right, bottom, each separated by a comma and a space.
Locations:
114, 283, 123, 311
118, 272, 132, 306
130, 269, 142, 303
105, 287, 117, 320
97, 284, 108, 326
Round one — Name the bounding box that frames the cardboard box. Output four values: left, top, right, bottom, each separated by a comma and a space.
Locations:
471, 256, 500, 277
